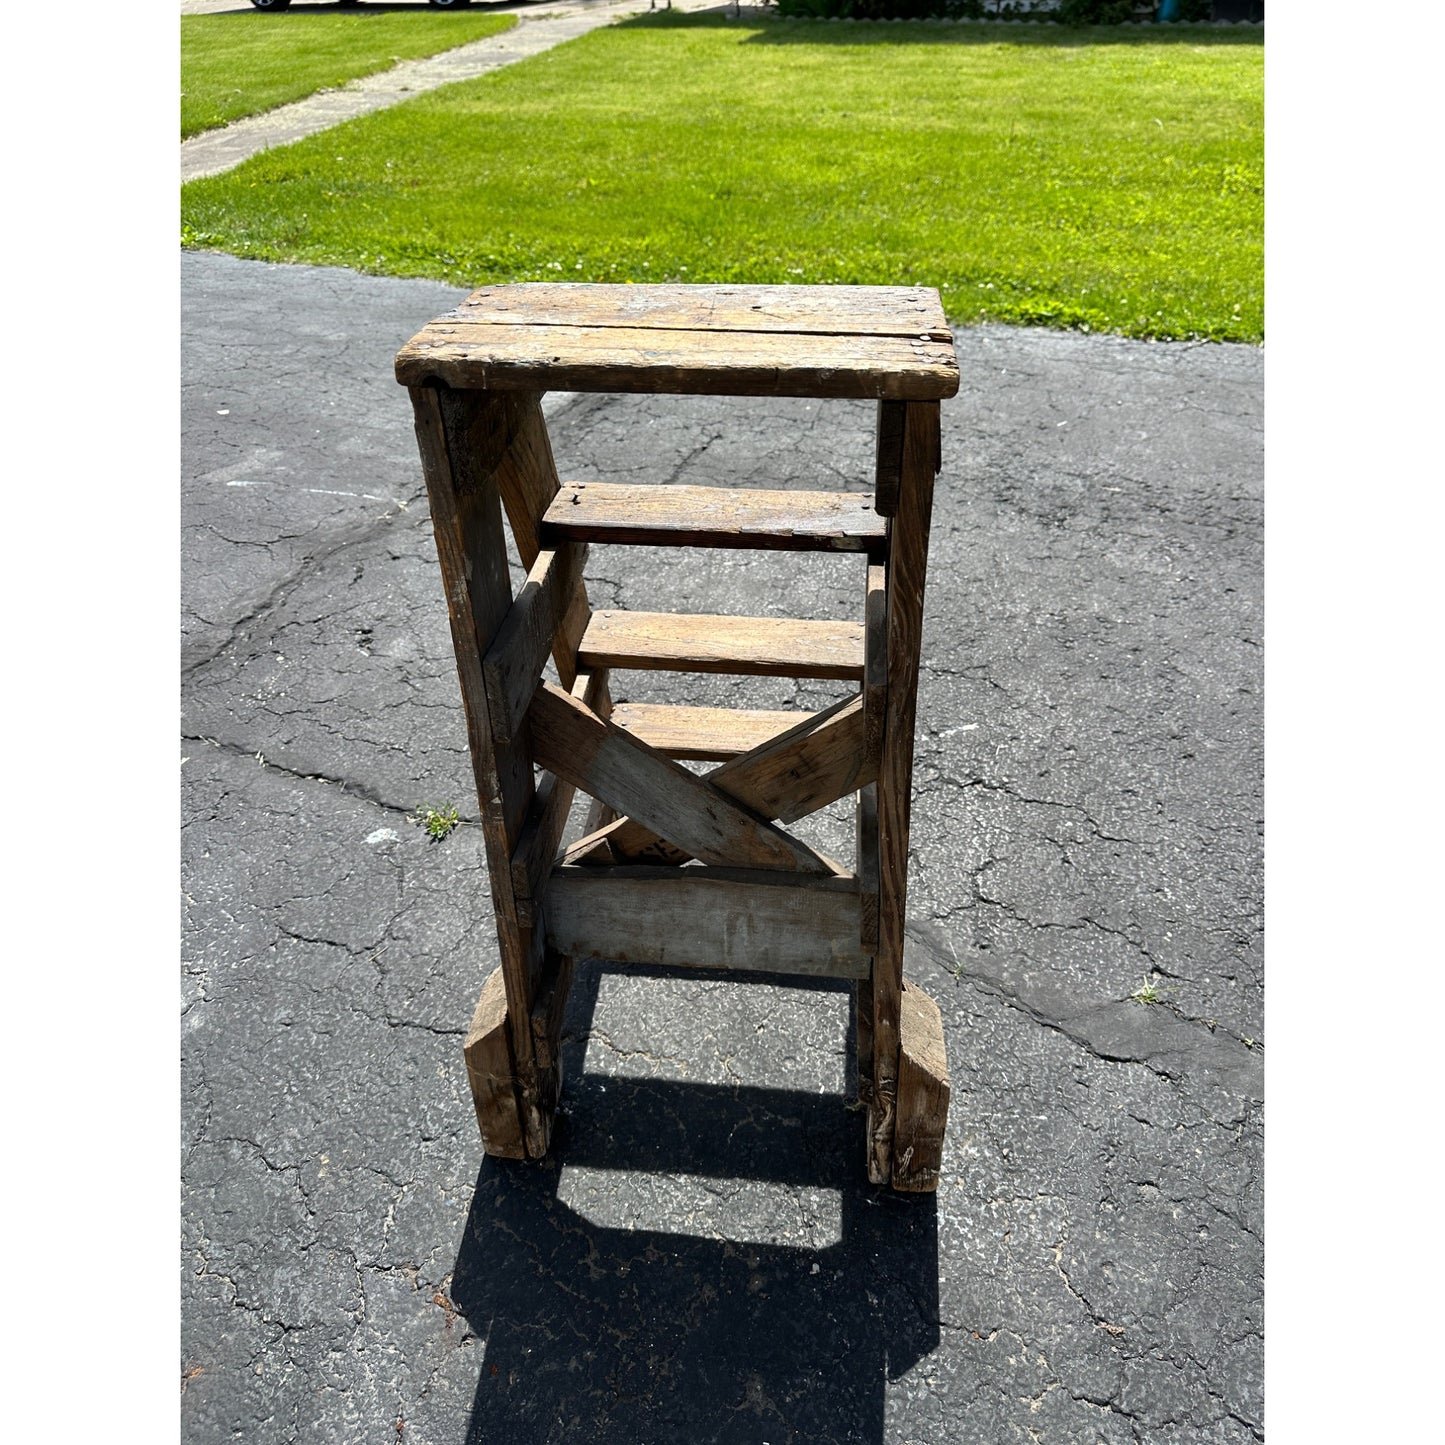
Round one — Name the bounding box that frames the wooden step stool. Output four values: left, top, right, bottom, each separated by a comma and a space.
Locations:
396, 283, 958, 1192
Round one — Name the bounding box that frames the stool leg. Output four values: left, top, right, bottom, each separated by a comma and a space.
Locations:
411, 384, 554, 1158
869, 400, 942, 1187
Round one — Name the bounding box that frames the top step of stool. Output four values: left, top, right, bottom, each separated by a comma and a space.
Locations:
394, 283, 960, 401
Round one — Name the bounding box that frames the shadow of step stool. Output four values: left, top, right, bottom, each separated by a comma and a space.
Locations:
396, 283, 958, 1192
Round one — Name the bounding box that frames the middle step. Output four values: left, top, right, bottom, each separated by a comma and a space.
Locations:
541, 481, 886, 552
578, 611, 866, 680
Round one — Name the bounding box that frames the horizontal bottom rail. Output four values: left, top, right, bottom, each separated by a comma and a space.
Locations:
545, 864, 872, 980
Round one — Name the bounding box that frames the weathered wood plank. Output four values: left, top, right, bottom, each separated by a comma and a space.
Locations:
482, 541, 588, 746
510, 667, 608, 930
545, 866, 872, 979
864, 561, 888, 766
396, 322, 960, 401
869, 399, 940, 1186
542, 482, 885, 553
874, 400, 906, 517
463, 968, 526, 1161
706, 694, 870, 826
527, 681, 836, 875
579, 610, 865, 681
411, 383, 550, 1154
442, 283, 952, 339
593, 695, 871, 866
892, 979, 950, 1193
610, 703, 818, 761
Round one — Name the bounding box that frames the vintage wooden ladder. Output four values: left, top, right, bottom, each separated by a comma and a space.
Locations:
396, 283, 958, 1191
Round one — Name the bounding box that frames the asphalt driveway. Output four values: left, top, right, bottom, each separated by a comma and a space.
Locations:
181, 249, 1263, 1444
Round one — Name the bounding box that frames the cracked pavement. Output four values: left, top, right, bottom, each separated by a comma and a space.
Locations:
181, 250, 1263, 1443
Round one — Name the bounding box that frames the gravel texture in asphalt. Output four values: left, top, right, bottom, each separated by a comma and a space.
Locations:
181, 250, 1263, 1444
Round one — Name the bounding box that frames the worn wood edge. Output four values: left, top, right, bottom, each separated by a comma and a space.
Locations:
891, 978, 950, 1193
545, 865, 871, 979
463, 968, 527, 1160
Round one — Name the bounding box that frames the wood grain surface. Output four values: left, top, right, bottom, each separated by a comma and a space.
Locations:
396, 322, 959, 400
544, 865, 872, 979
608, 703, 818, 761
579, 610, 866, 680
542, 481, 885, 552
443, 283, 951, 338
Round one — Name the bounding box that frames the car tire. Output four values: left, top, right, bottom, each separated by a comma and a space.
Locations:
249, 0, 293, 9
429, 0, 474, 8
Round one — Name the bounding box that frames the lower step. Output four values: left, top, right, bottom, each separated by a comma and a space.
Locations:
609, 703, 819, 760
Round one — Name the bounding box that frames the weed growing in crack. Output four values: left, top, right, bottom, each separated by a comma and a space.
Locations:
1131, 977, 1165, 1006
413, 802, 461, 841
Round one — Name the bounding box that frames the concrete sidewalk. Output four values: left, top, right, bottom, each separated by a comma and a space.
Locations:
181, 0, 724, 182
181, 251, 1263, 1443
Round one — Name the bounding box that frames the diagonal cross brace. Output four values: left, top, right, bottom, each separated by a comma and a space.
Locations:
566, 693, 875, 868
526, 682, 836, 876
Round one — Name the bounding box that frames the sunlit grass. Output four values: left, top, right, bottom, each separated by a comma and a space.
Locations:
182, 15, 1262, 340
181, 8, 516, 138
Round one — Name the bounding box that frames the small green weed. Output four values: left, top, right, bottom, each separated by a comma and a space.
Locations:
414, 802, 461, 841
1130, 978, 1165, 1006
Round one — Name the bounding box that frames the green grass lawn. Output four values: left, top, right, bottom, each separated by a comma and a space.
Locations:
180, 8, 517, 139
181, 16, 1262, 340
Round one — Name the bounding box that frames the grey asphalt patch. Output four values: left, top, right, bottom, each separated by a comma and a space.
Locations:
181, 249, 1262, 1443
